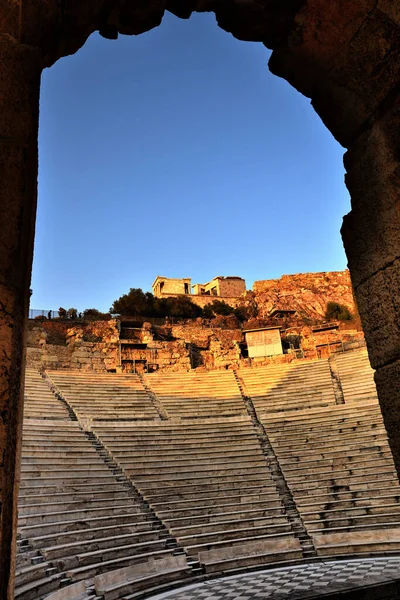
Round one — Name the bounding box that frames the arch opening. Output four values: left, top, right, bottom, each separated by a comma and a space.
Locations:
0, 2, 399, 597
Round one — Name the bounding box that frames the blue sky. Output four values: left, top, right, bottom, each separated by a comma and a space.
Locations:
31, 11, 350, 313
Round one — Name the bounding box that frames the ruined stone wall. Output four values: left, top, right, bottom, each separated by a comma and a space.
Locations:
170, 325, 243, 370
120, 339, 191, 372
253, 270, 356, 322
120, 324, 242, 372
26, 311, 364, 374
26, 320, 119, 372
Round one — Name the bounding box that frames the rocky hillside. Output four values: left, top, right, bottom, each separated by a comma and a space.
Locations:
252, 270, 356, 322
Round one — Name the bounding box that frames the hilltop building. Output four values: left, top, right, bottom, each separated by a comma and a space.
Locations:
153, 275, 246, 299
192, 276, 246, 297
152, 276, 192, 298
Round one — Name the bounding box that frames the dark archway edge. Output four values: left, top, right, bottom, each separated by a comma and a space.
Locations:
0, 1, 399, 596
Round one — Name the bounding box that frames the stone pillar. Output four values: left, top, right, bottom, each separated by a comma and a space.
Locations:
0, 34, 41, 598
341, 101, 400, 474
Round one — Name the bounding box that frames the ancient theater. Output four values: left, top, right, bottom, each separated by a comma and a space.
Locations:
1, 1, 400, 600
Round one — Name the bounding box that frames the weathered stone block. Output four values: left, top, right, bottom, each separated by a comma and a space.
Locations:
375, 360, 400, 475
354, 259, 400, 368
342, 196, 400, 289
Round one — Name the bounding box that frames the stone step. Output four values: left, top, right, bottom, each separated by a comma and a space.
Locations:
43, 535, 169, 564
29, 523, 164, 548
14, 573, 64, 600
65, 549, 177, 582
19, 513, 156, 537
19, 504, 148, 526
174, 519, 291, 541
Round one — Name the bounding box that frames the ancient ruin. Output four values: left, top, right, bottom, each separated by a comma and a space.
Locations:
15, 350, 400, 600
25, 269, 362, 373
0, 1, 400, 598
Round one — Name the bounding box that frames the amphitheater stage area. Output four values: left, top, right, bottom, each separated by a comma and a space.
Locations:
15, 349, 400, 600
148, 558, 400, 600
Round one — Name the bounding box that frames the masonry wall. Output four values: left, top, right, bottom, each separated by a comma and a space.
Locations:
169, 325, 243, 370
26, 319, 120, 372
26, 313, 366, 373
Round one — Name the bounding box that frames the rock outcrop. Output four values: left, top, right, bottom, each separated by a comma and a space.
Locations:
253, 270, 356, 322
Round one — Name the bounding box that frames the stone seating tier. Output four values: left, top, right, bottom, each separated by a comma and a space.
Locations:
335, 350, 378, 403
198, 537, 302, 573
93, 417, 297, 570
17, 355, 397, 599
313, 528, 400, 556
93, 555, 191, 600
145, 371, 246, 418
47, 370, 159, 420
15, 383, 180, 600
44, 580, 89, 600
261, 401, 400, 538
240, 360, 336, 413
24, 370, 70, 420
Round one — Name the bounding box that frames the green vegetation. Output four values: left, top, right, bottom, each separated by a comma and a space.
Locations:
58, 307, 67, 319
110, 288, 203, 319
83, 308, 111, 320
202, 300, 234, 318
54, 291, 252, 323
67, 308, 78, 319
325, 301, 352, 322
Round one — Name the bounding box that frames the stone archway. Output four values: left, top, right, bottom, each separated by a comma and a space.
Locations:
0, 1, 399, 596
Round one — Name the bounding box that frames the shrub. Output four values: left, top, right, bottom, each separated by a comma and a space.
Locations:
58, 307, 67, 319
325, 301, 352, 322
110, 287, 202, 319
83, 308, 111, 320
202, 300, 234, 318
161, 296, 203, 319
67, 308, 78, 320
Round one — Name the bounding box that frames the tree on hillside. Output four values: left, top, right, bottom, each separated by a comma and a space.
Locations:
110, 288, 156, 317
58, 307, 67, 319
110, 288, 202, 319
233, 304, 258, 323
203, 300, 234, 319
68, 308, 78, 319
161, 296, 203, 319
83, 308, 111, 320
325, 301, 352, 322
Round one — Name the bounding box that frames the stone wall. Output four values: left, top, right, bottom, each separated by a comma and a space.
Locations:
120, 338, 191, 372
26, 320, 120, 372
26, 310, 365, 374
170, 325, 243, 370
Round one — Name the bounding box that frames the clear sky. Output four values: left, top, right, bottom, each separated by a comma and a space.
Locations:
31, 11, 351, 313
